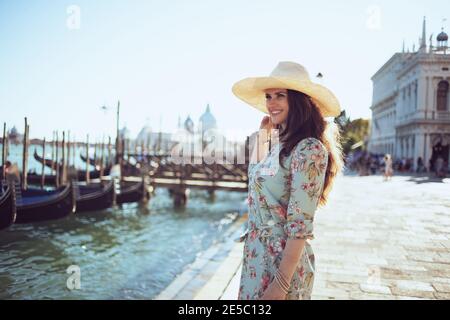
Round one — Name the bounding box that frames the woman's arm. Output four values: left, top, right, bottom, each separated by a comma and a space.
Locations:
278, 238, 306, 283
260, 239, 306, 300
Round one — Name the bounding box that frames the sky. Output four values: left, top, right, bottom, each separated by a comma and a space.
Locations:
1, 0, 449, 142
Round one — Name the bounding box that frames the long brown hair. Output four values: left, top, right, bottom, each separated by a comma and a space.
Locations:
277, 89, 344, 207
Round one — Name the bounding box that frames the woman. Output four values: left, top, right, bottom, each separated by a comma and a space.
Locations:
232, 61, 343, 300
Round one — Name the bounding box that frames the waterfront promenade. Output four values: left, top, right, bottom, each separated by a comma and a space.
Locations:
156, 174, 450, 300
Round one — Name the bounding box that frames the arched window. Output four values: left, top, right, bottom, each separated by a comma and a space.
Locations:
437, 80, 449, 111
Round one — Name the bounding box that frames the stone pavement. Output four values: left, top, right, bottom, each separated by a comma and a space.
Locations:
157, 174, 450, 300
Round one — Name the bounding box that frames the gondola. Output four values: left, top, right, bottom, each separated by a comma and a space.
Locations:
80, 153, 139, 177
27, 169, 103, 184
15, 182, 76, 224
75, 179, 115, 212
26, 170, 104, 185
79, 154, 112, 175
26, 172, 57, 185
116, 178, 148, 204
28, 172, 148, 205
0, 182, 16, 230
80, 154, 104, 167
33, 149, 110, 182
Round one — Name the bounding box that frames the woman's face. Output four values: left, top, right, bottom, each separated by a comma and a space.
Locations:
264, 88, 289, 126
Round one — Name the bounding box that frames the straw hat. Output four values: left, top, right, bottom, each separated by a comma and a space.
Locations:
232, 61, 341, 117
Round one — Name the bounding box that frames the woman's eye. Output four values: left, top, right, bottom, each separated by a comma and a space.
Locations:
265, 95, 272, 100
276, 93, 286, 98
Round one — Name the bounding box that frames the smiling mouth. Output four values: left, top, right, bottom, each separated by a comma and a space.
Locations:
270, 110, 283, 115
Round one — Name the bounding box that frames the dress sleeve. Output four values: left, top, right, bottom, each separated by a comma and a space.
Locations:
284, 138, 328, 240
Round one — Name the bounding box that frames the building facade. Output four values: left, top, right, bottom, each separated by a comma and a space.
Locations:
368, 18, 450, 171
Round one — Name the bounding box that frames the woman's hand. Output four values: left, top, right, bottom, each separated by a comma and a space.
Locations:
260, 279, 287, 300
259, 116, 274, 131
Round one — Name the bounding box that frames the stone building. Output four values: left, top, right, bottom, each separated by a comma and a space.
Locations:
368, 18, 450, 171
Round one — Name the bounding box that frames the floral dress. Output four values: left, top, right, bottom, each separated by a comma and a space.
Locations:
237, 137, 328, 300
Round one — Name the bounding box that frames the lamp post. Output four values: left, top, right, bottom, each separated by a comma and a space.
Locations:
99, 100, 120, 165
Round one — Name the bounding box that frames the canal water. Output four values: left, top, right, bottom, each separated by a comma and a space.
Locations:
0, 143, 247, 299
0, 188, 246, 299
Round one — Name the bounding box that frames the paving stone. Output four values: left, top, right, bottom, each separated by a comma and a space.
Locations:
393, 280, 435, 292
434, 292, 450, 299
326, 281, 361, 291
349, 292, 394, 300
390, 288, 435, 299
394, 295, 431, 300
432, 282, 450, 293
360, 283, 392, 295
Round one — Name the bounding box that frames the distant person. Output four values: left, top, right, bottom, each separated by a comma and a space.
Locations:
429, 158, 434, 172
369, 157, 377, 175
435, 156, 445, 178
383, 154, 393, 181
416, 157, 425, 173
232, 61, 344, 300
4, 161, 21, 185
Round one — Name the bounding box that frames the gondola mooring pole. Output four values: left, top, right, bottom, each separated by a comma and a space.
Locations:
55, 131, 60, 188
107, 136, 112, 167
100, 136, 105, 178
127, 138, 131, 163
25, 124, 30, 188
41, 138, 46, 189
4, 136, 9, 175
115, 100, 120, 165
22, 118, 29, 190
67, 131, 71, 169
93, 139, 97, 170
85, 134, 90, 184
5, 135, 9, 167
51, 131, 55, 175
61, 131, 66, 186
72, 134, 76, 170
2, 123, 6, 181
120, 138, 125, 181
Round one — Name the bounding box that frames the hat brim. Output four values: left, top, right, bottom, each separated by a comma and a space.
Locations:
232, 76, 341, 117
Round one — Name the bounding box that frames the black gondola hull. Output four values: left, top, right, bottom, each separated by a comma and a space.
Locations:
15, 183, 76, 224
75, 180, 115, 212
116, 180, 147, 204
33, 149, 111, 183
0, 184, 16, 230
